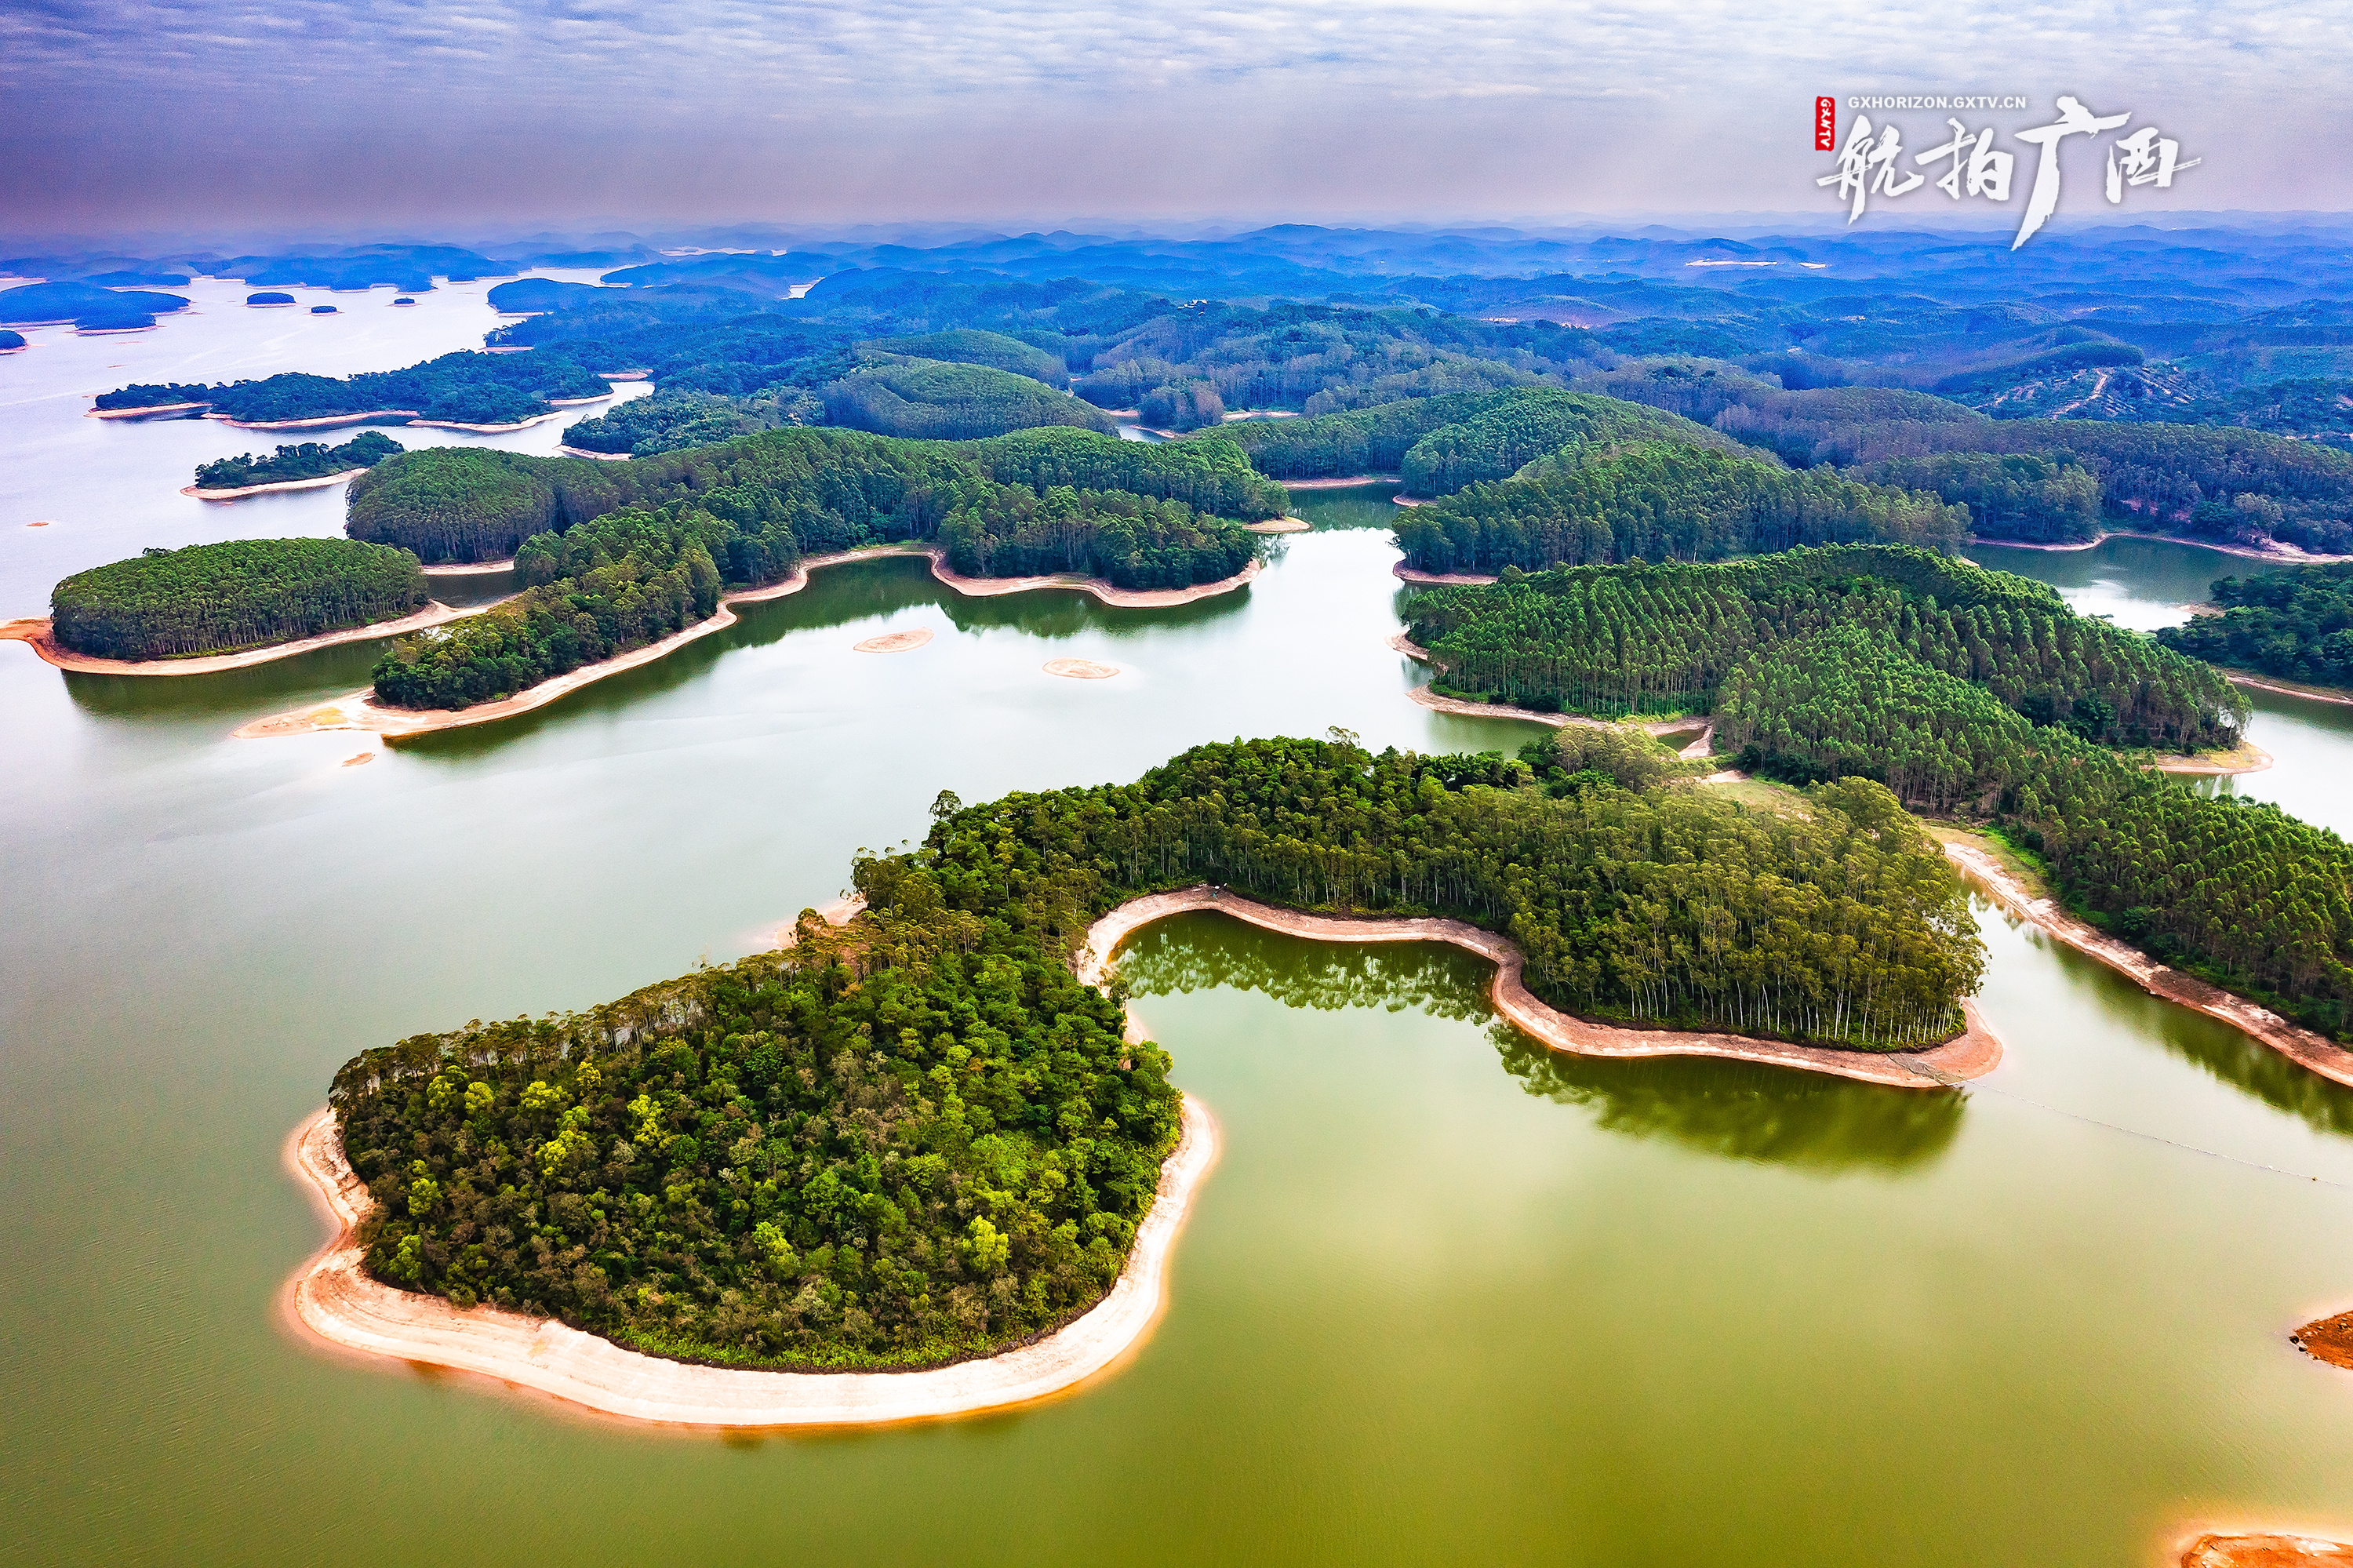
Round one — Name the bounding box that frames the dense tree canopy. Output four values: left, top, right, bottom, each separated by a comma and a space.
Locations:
562, 388, 827, 457
2156, 566, 2353, 690
1205, 388, 1743, 489
51, 539, 425, 660
330, 894, 1181, 1370
1404, 545, 2242, 747
370, 505, 722, 709
1393, 442, 1966, 573
193, 431, 403, 490
821, 358, 1115, 440
347, 426, 1286, 564
886, 737, 1982, 1050
95, 351, 608, 425
1408, 548, 2348, 1036
362, 431, 1275, 708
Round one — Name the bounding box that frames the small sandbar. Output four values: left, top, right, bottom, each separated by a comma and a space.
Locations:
1279, 475, 1401, 489
1246, 517, 1310, 534
281, 1093, 1218, 1429
854, 628, 933, 653
1045, 659, 1119, 679
2177, 1533, 2353, 1566
1078, 887, 2001, 1088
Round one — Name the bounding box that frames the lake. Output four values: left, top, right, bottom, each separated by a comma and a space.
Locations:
4, 315, 2351, 1566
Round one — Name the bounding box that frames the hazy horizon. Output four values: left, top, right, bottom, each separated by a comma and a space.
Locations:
7, 0, 2350, 235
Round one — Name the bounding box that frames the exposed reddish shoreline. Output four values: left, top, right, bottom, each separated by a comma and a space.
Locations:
282, 1094, 1219, 1429
180, 469, 362, 501
209, 409, 420, 431
1080, 887, 2002, 1088
1394, 562, 1497, 585
86, 402, 208, 420
1941, 838, 2353, 1086
235, 545, 1261, 740
1971, 529, 2353, 566
1, 599, 499, 676
2231, 673, 2353, 709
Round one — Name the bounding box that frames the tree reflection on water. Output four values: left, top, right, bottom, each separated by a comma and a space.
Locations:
1118, 913, 1965, 1175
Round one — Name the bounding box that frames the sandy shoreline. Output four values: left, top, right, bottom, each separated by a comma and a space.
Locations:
1079, 887, 2001, 1086
1278, 475, 1402, 489
87, 402, 208, 420
236, 546, 1261, 740
1972, 529, 2353, 566
1, 599, 498, 677
558, 446, 632, 461
2152, 739, 2274, 777
181, 469, 362, 501
2231, 673, 2353, 708
408, 409, 572, 434
1395, 562, 1497, 586
2173, 1530, 2353, 1566
209, 409, 420, 431
282, 1093, 1218, 1429
1246, 517, 1311, 534
1942, 837, 2353, 1087
421, 558, 516, 577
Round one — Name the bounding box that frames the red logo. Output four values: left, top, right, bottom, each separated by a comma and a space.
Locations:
1815, 96, 1836, 151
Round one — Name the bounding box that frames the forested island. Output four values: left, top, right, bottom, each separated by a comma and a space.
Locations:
1405, 547, 2352, 1039
191, 431, 403, 493
326, 731, 1980, 1369
0, 280, 188, 325
94, 350, 609, 425
49, 539, 427, 660
2157, 566, 2353, 693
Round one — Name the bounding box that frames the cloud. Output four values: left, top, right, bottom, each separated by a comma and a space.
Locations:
5, 0, 2349, 230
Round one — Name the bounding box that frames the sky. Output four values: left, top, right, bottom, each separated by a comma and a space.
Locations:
5, 0, 2351, 235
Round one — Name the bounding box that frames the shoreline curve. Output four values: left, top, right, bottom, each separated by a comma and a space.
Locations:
181, 469, 362, 501
1941, 837, 2353, 1086
283, 1093, 1218, 1429
1079, 886, 2001, 1088
1970, 529, 2353, 566
235, 545, 1260, 740
2, 599, 501, 677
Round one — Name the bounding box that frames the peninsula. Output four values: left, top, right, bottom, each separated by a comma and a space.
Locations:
288, 729, 1991, 1424
1398, 545, 2352, 1062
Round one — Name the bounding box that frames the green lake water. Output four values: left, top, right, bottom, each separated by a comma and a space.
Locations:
6, 335, 2353, 1565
